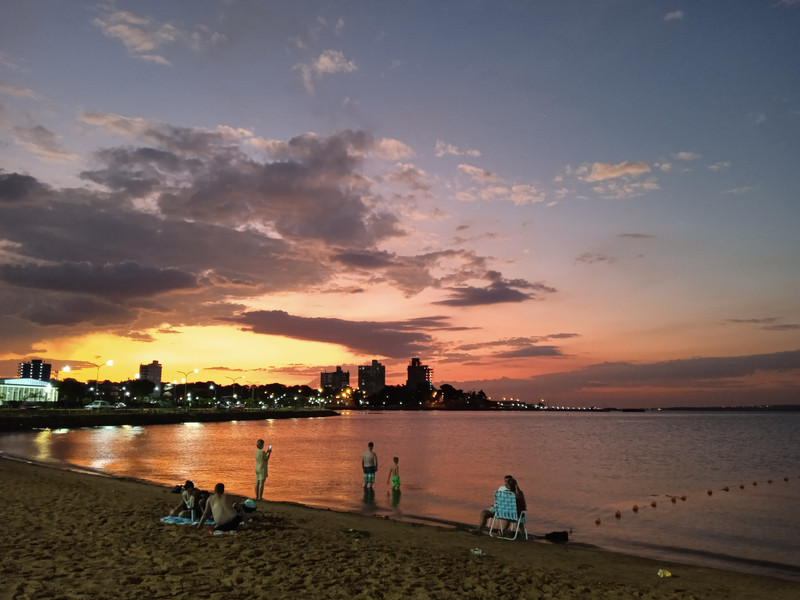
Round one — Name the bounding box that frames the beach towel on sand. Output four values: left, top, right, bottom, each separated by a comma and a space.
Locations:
160, 516, 214, 526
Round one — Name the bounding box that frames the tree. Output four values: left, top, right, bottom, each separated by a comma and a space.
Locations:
57, 378, 88, 407
128, 378, 156, 402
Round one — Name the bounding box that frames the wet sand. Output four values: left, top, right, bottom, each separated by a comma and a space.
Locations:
2, 456, 798, 599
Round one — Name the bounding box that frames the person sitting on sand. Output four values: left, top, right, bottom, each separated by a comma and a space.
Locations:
474, 475, 514, 534
196, 483, 245, 532
170, 480, 197, 518
387, 456, 400, 491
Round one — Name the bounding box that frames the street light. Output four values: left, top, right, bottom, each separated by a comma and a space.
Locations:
178, 368, 199, 406
245, 380, 257, 404
91, 359, 113, 400
226, 375, 244, 402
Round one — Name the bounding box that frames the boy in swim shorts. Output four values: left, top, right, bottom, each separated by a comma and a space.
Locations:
387, 456, 400, 490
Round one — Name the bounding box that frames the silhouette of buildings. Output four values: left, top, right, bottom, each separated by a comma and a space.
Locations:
406, 357, 433, 392
18, 359, 51, 381
358, 360, 385, 396
321, 366, 350, 392
138, 360, 162, 386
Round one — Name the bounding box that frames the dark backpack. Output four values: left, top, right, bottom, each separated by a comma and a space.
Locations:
544, 531, 569, 543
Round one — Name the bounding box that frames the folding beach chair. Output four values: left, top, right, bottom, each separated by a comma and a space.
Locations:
488, 488, 527, 540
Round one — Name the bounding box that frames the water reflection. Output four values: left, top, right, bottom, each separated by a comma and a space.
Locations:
33, 430, 53, 462
362, 487, 375, 506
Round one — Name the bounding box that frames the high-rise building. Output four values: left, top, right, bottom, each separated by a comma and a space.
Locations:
358, 360, 386, 397
406, 357, 433, 392
19, 359, 51, 381
321, 366, 350, 392
139, 360, 163, 386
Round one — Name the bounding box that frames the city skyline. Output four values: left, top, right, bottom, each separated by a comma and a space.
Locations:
1, 1, 799, 407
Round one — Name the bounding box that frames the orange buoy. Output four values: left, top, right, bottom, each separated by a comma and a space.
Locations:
595, 518, 601, 525
707, 489, 713, 496
632, 504, 639, 513
615, 510, 621, 519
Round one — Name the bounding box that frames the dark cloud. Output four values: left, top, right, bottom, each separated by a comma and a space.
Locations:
724, 317, 778, 325
20, 296, 135, 326
0, 262, 197, 298
528, 350, 800, 391
332, 250, 398, 269
456, 334, 578, 357
446, 350, 800, 407
495, 345, 563, 358
576, 252, 616, 265
224, 310, 443, 357
723, 317, 800, 331
79, 127, 405, 247
0, 172, 47, 202
434, 279, 555, 307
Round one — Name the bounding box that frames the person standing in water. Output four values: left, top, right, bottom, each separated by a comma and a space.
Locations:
387, 456, 400, 490
361, 441, 378, 489
254, 439, 272, 501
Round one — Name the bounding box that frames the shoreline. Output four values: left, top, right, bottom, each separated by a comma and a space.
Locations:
5, 450, 800, 584
4, 456, 799, 599
0, 407, 339, 432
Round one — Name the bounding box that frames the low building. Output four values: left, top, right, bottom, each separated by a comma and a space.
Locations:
321, 366, 350, 393
0, 378, 58, 405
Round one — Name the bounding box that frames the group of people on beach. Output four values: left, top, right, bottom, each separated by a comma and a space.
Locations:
168, 438, 273, 532
169, 438, 523, 536
169, 479, 261, 531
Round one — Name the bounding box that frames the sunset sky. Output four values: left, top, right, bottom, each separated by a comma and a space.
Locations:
1, 1, 799, 407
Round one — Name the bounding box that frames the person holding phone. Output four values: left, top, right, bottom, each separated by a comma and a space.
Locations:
254, 439, 272, 501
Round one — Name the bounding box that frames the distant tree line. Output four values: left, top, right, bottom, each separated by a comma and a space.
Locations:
51, 378, 492, 411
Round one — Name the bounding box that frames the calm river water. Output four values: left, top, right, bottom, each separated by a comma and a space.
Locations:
2, 410, 799, 580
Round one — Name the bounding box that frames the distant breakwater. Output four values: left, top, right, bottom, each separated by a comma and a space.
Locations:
0, 408, 339, 432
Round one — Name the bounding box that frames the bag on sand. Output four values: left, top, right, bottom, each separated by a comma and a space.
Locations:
544, 531, 569, 543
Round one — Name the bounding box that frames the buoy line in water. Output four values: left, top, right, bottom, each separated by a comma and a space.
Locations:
593, 474, 798, 526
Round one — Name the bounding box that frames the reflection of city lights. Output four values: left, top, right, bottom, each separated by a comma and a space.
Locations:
33, 430, 52, 462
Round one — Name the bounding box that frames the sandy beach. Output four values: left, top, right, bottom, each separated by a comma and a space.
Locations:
2, 457, 798, 600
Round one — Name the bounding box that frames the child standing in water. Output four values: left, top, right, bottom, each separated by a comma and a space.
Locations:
387, 456, 400, 490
